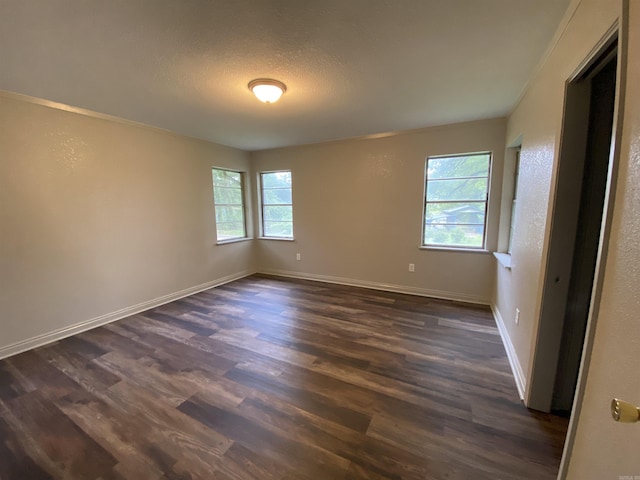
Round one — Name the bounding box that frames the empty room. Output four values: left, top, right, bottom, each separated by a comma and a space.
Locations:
1, 0, 639, 479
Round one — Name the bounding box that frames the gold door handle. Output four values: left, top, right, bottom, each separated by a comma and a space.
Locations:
611, 398, 640, 423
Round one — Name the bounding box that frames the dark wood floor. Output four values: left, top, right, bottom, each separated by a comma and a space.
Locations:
0, 274, 568, 480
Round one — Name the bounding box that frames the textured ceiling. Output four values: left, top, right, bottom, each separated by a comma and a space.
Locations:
0, 0, 571, 150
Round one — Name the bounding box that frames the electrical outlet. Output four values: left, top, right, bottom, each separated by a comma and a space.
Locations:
515, 308, 520, 325
408, 263, 415, 272
296, 253, 301, 261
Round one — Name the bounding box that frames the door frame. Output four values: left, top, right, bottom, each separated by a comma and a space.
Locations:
549, 6, 629, 478
527, 28, 620, 413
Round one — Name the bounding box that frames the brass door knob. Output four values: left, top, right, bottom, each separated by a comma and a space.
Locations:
611, 398, 640, 423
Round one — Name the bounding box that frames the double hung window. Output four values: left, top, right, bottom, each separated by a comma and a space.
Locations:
212, 168, 247, 242
423, 152, 491, 249
260, 171, 293, 239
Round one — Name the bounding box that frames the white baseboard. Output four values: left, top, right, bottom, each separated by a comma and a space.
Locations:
0, 270, 255, 360
259, 269, 490, 305
491, 304, 526, 400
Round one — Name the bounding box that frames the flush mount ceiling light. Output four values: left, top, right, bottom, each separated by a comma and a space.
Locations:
248, 78, 287, 104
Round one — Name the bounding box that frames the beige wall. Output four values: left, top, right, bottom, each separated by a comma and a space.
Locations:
251, 118, 506, 304
0, 93, 255, 357
565, 1, 640, 477
493, 0, 619, 394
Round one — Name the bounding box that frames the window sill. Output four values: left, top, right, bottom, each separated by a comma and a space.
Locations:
493, 252, 512, 269
216, 237, 253, 245
419, 246, 490, 254
258, 236, 295, 242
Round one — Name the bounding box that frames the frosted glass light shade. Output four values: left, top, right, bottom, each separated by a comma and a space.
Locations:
249, 79, 286, 103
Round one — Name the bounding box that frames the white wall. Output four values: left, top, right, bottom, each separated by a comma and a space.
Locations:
0, 93, 255, 358
251, 118, 506, 304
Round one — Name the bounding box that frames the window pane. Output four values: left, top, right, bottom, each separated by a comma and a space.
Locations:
217, 222, 246, 239
215, 206, 244, 223
212, 169, 242, 187
426, 178, 488, 201
425, 202, 486, 225
214, 186, 242, 205
508, 200, 517, 254
262, 171, 292, 188
263, 205, 293, 222
427, 154, 490, 179
424, 224, 484, 248
263, 188, 292, 204
264, 221, 293, 238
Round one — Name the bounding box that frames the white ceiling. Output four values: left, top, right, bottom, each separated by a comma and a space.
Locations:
0, 0, 570, 151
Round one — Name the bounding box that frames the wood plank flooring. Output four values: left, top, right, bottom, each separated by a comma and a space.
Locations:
0, 274, 568, 479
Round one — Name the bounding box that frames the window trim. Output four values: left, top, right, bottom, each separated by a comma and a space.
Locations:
421, 152, 492, 251
259, 169, 294, 240
212, 167, 248, 243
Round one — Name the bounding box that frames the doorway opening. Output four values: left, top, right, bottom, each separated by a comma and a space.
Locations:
527, 35, 619, 413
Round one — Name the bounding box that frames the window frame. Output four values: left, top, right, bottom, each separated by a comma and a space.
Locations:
211, 167, 248, 244
421, 152, 492, 251
259, 169, 294, 240
507, 149, 521, 254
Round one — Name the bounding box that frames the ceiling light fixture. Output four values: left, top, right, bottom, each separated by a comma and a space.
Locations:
248, 78, 287, 104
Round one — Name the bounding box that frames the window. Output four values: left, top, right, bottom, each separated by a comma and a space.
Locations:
260, 170, 293, 238
423, 152, 491, 249
212, 168, 247, 242
507, 149, 521, 254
